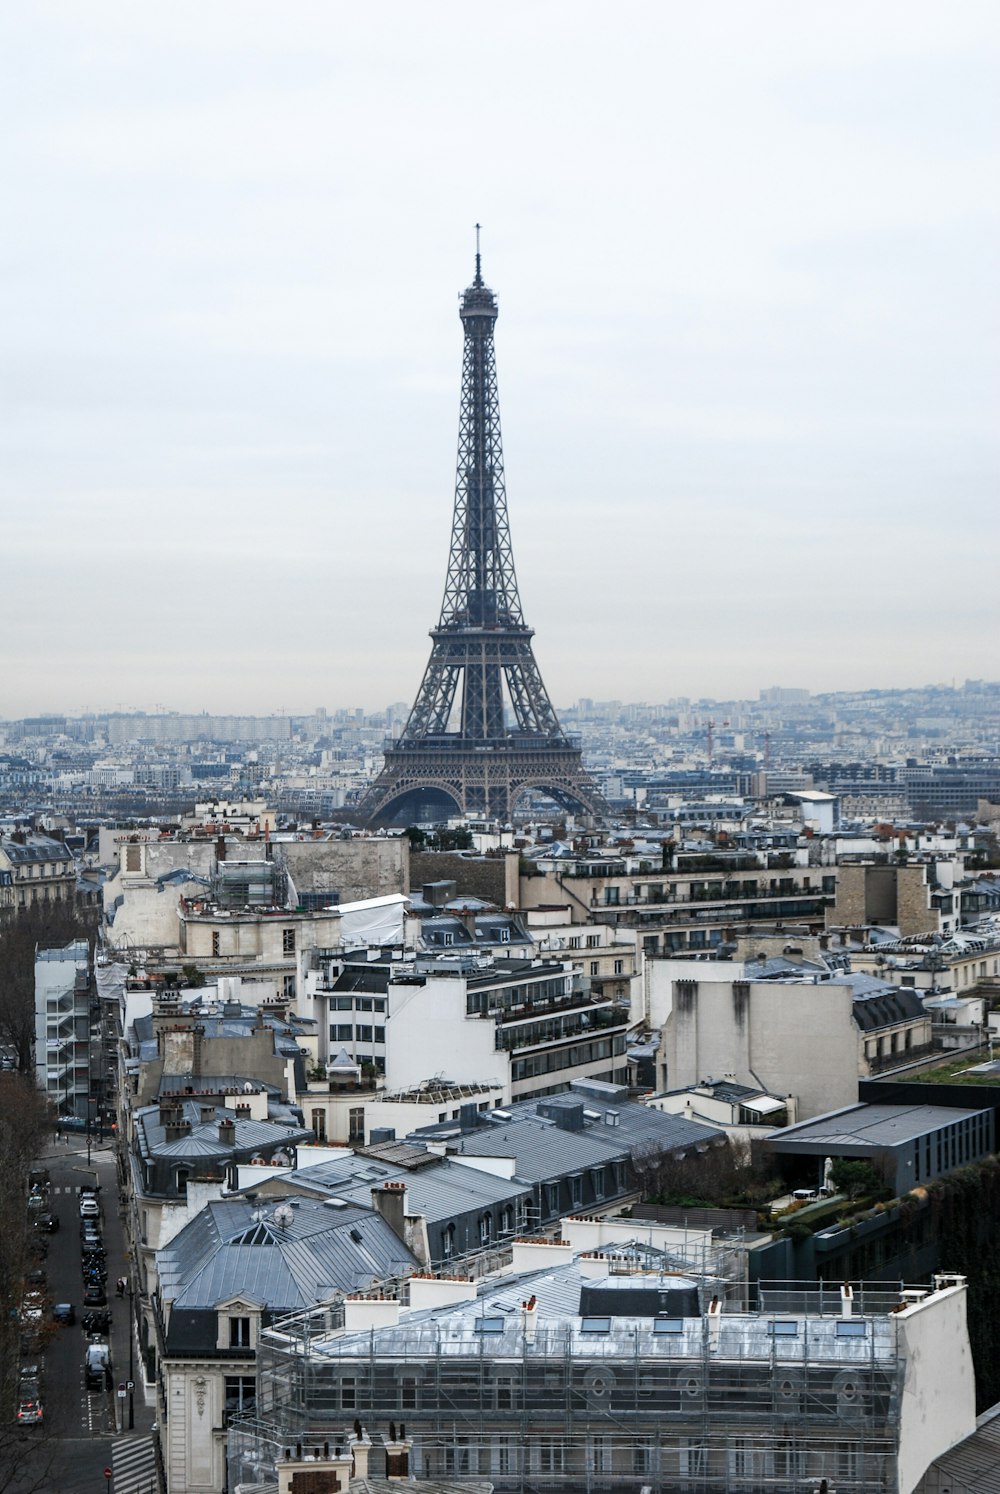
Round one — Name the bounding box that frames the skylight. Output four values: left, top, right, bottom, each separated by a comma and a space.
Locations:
580, 1316, 612, 1334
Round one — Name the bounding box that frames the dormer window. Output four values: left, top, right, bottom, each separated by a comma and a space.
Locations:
229, 1316, 251, 1348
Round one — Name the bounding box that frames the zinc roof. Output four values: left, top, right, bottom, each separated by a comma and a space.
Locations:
159, 1197, 417, 1313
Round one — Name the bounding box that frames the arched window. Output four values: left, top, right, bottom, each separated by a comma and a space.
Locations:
442, 1223, 456, 1258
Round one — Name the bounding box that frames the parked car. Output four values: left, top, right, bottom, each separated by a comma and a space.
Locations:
82, 1283, 107, 1307
34, 1211, 58, 1233
78, 1197, 100, 1219
16, 1382, 43, 1425
84, 1341, 111, 1392
52, 1302, 75, 1325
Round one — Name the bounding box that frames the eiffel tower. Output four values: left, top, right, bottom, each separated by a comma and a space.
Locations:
357, 237, 607, 826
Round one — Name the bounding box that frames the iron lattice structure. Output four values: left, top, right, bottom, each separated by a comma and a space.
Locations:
358, 250, 608, 825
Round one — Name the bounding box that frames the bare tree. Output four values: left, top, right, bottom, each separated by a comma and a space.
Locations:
632, 1136, 781, 1210
0, 905, 91, 1071
0, 1075, 54, 1468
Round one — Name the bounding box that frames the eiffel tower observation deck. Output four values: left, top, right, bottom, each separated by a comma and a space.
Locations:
357, 238, 608, 827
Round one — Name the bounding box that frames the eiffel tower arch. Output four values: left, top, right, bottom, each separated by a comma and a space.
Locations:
357, 240, 608, 827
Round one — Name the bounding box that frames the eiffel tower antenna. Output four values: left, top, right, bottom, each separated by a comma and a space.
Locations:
357, 248, 608, 826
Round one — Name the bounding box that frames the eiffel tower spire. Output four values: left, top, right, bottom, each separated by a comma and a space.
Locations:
357, 240, 607, 825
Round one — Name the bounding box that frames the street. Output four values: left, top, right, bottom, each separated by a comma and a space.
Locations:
28, 1137, 158, 1494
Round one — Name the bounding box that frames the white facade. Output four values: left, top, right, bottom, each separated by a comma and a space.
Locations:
658, 963, 860, 1119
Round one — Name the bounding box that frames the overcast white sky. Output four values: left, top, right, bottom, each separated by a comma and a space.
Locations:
2, 1, 998, 718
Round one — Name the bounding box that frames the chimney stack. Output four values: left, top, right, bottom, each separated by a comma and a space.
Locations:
522, 1294, 538, 1345
371, 1181, 407, 1242
707, 1295, 722, 1350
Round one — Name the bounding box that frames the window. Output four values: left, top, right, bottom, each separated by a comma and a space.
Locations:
614, 958, 624, 975
835, 1444, 859, 1482
492, 1438, 516, 1475
348, 1107, 364, 1144
224, 1375, 255, 1425
479, 1212, 493, 1245
340, 1376, 356, 1409
729, 1439, 753, 1481
653, 1317, 684, 1335
768, 1320, 799, 1336
356, 1025, 373, 1043
474, 1317, 505, 1334
400, 1375, 418, 1410
836, 1320, 867, 1339
537, 1440, 564, 1474
283, 974, 295, 999
680, 1441, 707, 1477
591, 1436, 609, 1473
495, 1372, 516, 1409
229, 1316, 251, 1349
311, 1108, 327, 1142
282, 928, 295, 954
586, 934, 600, 948
442, 1223, 456, 1258
590, 961, 600, 976
580, 1316, 612, 1334
445, 1440, 473, 1475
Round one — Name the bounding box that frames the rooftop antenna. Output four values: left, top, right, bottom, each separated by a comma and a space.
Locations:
474, 222, 483, 286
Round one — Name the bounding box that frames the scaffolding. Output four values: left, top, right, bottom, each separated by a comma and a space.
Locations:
230, 1273, 908, 1493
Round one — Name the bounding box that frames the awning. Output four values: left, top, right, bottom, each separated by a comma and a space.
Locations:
741, 1095, 786, 1115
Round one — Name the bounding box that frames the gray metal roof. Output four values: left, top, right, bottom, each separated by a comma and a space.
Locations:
138, 1102, 308, 1160
1, 836, 70, 863
307, 1257, 900, 1368
270, 1152, 529, 1223
429, 1088, 721, 1182
159, 1196, 417, 1312
922, 1401, 1000, 1493
773, 1102, 990, 1151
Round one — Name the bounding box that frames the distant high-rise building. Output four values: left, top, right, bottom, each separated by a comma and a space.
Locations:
358, 243, 606, 825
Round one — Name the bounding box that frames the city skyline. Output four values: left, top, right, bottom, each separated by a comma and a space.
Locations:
3, 2, 998, 718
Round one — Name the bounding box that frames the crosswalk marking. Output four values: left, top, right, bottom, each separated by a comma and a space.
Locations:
113, 1433, 157, 1494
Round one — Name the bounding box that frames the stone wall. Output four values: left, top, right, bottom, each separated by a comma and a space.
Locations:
409, 850, 507, 905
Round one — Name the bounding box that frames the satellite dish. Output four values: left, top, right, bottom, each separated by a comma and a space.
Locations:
243, 1081, 254, 1093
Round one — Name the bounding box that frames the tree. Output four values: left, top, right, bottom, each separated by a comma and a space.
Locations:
632, 1136, 782, 1210
0, 1075, 54, 1494
0, 1422, 60, 1494
828, 1158, 889, 1201
0, 904, 92, 1072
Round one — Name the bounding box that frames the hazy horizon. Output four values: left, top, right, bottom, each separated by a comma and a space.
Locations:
3, 3, 998, 718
